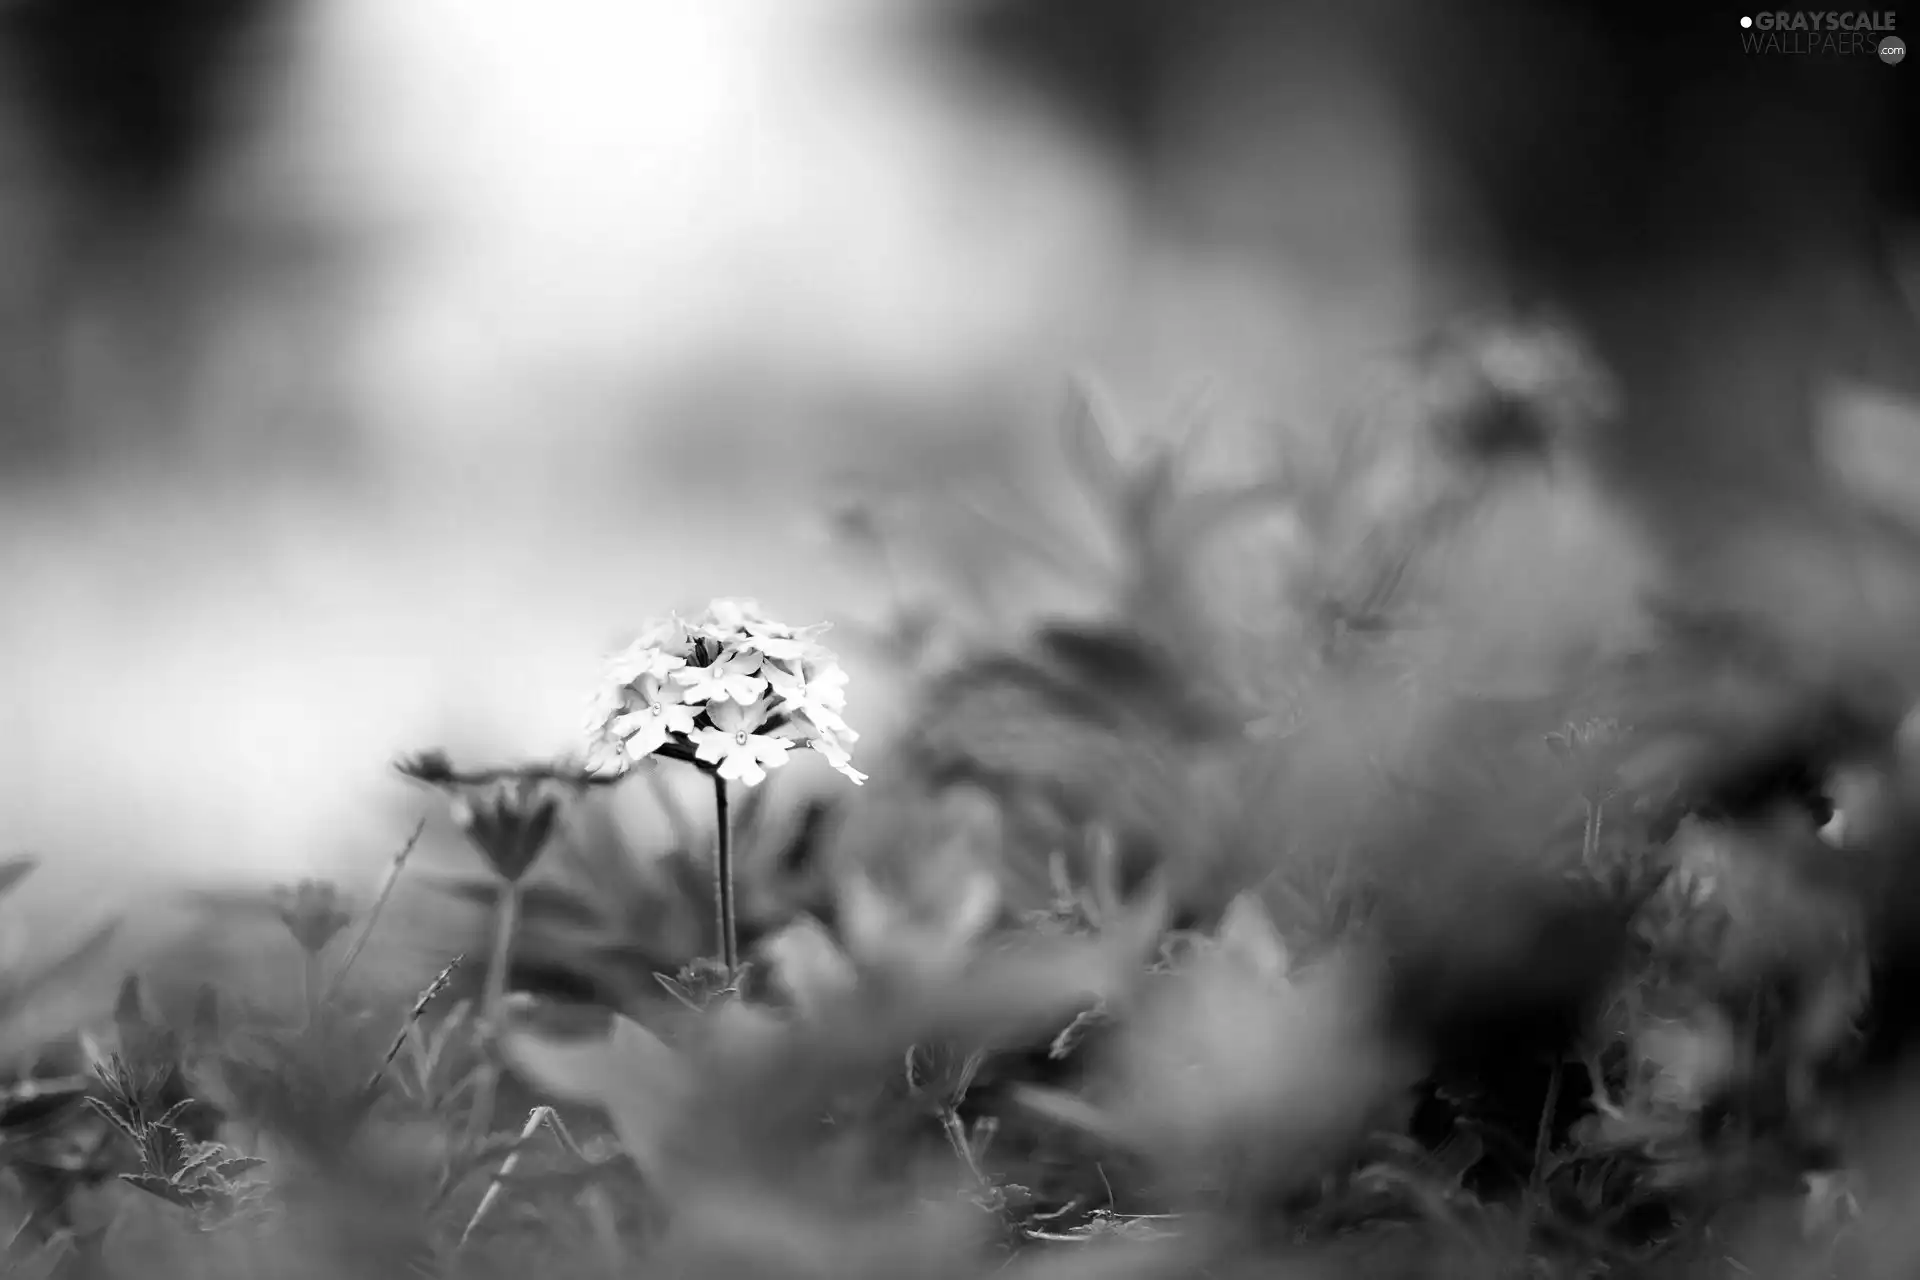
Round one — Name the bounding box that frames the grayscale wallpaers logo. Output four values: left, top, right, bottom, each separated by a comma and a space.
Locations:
1738, 10, 1902, 57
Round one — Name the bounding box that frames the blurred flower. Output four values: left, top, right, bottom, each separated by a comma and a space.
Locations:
408, 774, 567, 884
1545, 716, 1626, 758
634, 612, 697, 658
274, 879, 354, 955
695, 597, 775, 638
609, 638, 689, 685
690, 697, 794, 787
673, 649, 769, 705
737, 618, 834, 664
765, 651, 851, 724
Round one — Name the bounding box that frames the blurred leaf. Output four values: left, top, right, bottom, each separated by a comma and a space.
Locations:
498, 1006, 686, 1178
759, 916, 857, 1019
0, 853, 38, 899
0, 914, 121, 1055
1213, 892, 1289, 985
1058, 375, 1127, 516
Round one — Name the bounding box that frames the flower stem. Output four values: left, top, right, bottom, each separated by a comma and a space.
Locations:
463, 879, 521, 1152
326, 815, 427, 1005
712, 771, 737, 974
302, 949, 323, 1031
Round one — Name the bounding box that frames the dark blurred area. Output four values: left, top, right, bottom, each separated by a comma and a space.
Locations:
949, 0, 1920, 813
942, 0, 1920, 1133
1, 0, 286, 210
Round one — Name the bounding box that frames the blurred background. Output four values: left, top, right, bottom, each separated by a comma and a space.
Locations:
0, 0, 1915, 997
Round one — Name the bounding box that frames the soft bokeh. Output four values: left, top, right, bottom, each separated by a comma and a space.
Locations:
0, 0, 1428, 941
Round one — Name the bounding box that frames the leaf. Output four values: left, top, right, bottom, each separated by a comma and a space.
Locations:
1214, 892, 1290, 985
0, 854, 37, 900
84, 1095, 148, 1149
653, 973, 701, 1012
211, 1155, 267, 1181
1049, 1004, 1108, 1061
0, 915, 120, 1030
497, 1007, 685, 1177
760, 916, 857, 1018
1008, 1084, 1120, 1144
122, 1171, 193, 1207
1059, 376, 1128, 513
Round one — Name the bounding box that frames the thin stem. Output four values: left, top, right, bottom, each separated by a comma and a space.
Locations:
1519, 1055, 1565, 1253
326, 815, 428, 1005
713, 771, 736, 974
302, 949, 324, 1031
463, 879, 521, 1153
363, 954, 462, 1101
941, 1107, 989, 1189
458, 1106, 549, 1251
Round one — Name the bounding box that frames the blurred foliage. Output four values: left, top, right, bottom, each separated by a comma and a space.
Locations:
5, 314, 1920, 1280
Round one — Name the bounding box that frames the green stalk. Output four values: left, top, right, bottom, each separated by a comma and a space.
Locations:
713, 771, 737, 974
463, 879, 521, 1151
302, 949, 324, 1031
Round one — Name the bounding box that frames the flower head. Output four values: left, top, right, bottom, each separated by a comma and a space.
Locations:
274, 879, 353, 955
394, 753, 577, 881
450, 777, 565, 882
584, 601, 864, 787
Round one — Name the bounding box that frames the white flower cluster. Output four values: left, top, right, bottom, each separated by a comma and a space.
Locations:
585, 598, 865, 788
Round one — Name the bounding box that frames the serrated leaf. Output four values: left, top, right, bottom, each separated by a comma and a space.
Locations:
211, 1155, 266, 1181
84, 1095, 147, 1149
177, 1143, 223, 1179
122, 1171, 192, 1206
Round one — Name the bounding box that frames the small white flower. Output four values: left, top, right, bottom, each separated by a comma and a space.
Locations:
689, 697, 793, 787
671, 649, 768, 705
737, 619, 833, 663
808, 729, 867, 785
635, 613, 696, 655
696, 597, 773, 639
765, 653, 851, 726
609, 675, 702, 761
608, 641, 687, 685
